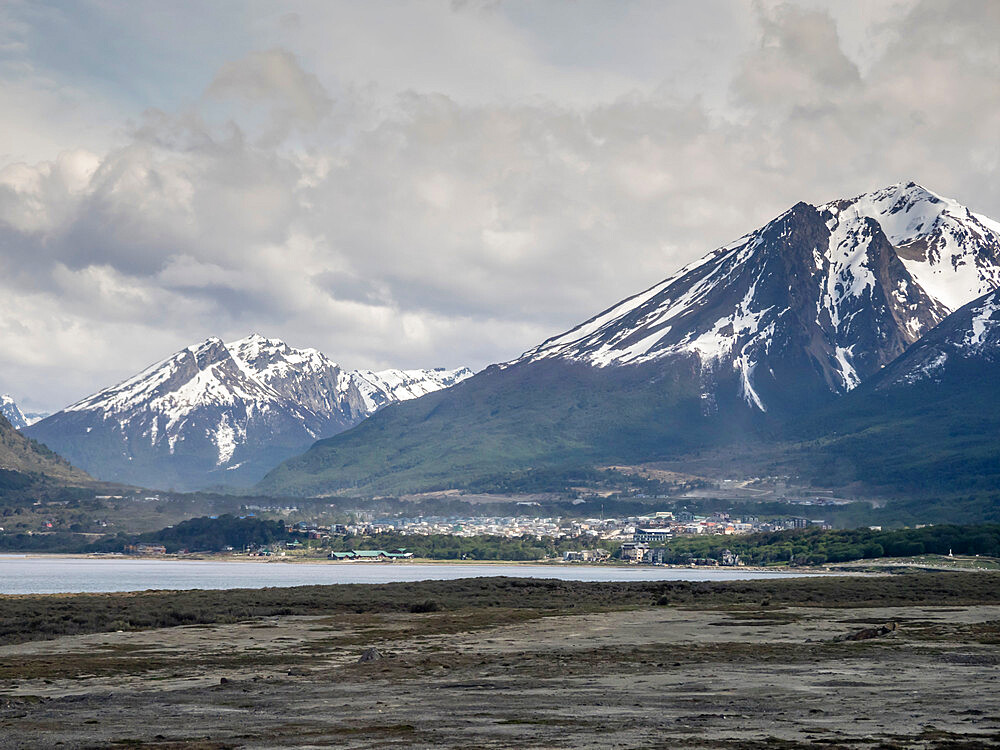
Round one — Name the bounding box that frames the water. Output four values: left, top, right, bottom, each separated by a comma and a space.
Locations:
0, 555, 817, 595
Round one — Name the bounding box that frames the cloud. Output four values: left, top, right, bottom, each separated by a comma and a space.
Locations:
207, 49, 333, 144
733, 4, 861, 113
0, 0, 998, 411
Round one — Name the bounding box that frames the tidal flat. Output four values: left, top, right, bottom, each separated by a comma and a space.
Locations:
1, 572, 999, 749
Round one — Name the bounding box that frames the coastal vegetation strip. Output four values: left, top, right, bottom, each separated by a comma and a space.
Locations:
657, 523, 1000, 565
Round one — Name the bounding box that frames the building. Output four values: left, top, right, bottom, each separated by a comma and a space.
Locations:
327, 548, 414, 560
563, 549, 611, 562
633, 528, 672, 544
620, 542, 650, 563
649, 547, 670, 565
720, 549, 741, 566
130, 544, 166, 555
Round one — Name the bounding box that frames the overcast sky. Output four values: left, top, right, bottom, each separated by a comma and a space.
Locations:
1, 0, 998, 411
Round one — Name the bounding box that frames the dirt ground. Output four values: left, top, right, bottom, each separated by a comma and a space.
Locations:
1, 597, 999, 749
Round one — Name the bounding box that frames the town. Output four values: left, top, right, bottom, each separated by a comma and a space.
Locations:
248, 510, 833, 565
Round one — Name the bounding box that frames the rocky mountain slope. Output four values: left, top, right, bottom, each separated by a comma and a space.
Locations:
0, 411, 93, 489
26, 334, 471, 490
873, 287, 1000, 387
0, 395, 28, 430
776, 287, 1000, 522
258, 183, 1000, 497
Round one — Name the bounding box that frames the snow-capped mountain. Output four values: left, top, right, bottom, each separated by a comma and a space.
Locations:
0, 394, 28, 430
25, 334, 472, 490
255, 182, 1000, 497
517, 182, 1000, 412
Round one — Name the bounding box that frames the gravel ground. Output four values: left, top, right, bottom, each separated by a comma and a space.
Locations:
1, 600, 999, 748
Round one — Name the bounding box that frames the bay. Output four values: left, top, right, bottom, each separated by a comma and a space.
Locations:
0, 554, 818, 595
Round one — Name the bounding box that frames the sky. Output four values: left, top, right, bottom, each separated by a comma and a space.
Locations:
1, 0, 998, 412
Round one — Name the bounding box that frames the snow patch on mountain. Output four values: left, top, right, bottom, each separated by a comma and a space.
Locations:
350, 367, 474, 413
964, 295, 1000, 350
824, 183, 1000, 311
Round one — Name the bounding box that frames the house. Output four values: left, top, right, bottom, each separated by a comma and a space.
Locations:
720, 549, 741, 566
649, 547, 671, 565
620, 542, 650, 563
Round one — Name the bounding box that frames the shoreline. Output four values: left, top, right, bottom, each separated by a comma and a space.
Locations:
0, 551, 830, 575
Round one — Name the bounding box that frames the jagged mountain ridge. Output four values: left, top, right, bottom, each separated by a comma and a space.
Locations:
26, 334, 472, 490
257, 182, 1000, 497
518, 183, 1000, 411
0, 395, 28, 430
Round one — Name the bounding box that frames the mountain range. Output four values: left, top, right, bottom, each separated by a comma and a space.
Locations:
25, 335, 472, 490
256, 183, 1000, 498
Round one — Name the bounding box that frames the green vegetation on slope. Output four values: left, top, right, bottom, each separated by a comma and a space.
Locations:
254, 353, 1000, 524
771, 359, 1000, 523
252, 285, 1000, 525
257, 360, 759, 496
0, 413, 93, 491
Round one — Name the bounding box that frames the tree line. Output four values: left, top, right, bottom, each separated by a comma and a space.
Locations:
659, 523, 1000, 565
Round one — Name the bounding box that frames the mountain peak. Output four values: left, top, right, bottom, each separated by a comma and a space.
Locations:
191, 336, 226, 350
516, 183, 1000, 412
0, 393, 28, 430
231, 332, 283, 349
822, 181, 976, 247
188, 337, 231, 370
821, 182, 1000, 311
